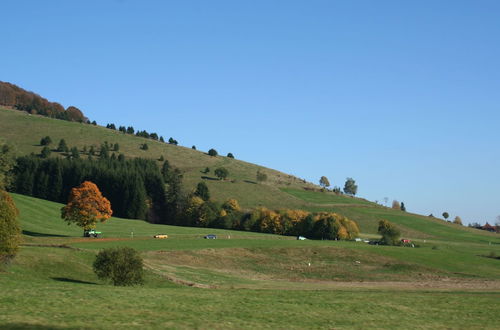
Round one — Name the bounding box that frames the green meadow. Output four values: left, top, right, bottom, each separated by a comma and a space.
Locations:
1, 194, 499, 329
1, 108, 500, 328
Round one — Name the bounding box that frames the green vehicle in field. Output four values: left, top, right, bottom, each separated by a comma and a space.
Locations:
83, 229, 102, 238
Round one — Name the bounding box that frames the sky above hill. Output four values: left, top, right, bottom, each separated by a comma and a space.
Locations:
2, 0, 499, 225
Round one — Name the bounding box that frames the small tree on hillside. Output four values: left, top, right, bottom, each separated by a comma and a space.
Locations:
256, 170, 268, 183
194, 182, 210, 201
208, 148, 218, 157
392, 200, 401, 210
378, 219, 400, 245
319, 176, 330, 189
343, 178, 357, 195
400, 202, 406, 212
0, 190, 21, 263
215, 167, 229, 180
453, 216, 463, 225
227, 153, 234, 158
69, 146, 80, 159
442, 212, 449, 221
57, 139, 68, 152
40, 136, 52, 146
40, 146, 51, 158
93, 247, 144, 286
61, 181, 112, 236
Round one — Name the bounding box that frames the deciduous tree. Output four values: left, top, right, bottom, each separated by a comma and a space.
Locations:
319, 176, 330, 189
215, 167, 228, 180
453, 216, 463, 225
61, 181, 112, 235
442, 212, 449, 221
378, 219, 400, 245
343, 177, 357, 195
208, 148, 218, 156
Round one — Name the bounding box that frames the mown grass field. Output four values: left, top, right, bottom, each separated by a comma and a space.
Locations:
1, 194, 499, 329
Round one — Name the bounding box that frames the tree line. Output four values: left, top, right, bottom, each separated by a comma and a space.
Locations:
11, 156, 173, 222
0, 81, 86, 122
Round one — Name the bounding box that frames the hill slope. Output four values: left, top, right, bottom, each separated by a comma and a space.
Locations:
1, 106, 499, 240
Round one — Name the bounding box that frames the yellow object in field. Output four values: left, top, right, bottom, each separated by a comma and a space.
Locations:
153, 234, 168, 239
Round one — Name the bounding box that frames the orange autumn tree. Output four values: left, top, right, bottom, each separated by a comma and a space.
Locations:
61, 181, 112, 234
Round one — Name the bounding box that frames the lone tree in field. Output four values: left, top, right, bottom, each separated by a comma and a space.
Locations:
400, 202, 406, 212
453, 216, 463, 225
343, 177, 358, 195
442, 212, 449, 221
93, 247, 144, 286
208, 148, 218, 157
319, 176, 330, 189
215, 167, 229, 180
61, 181, 112, 235
392, 200, 401, 210
378, 219, 400, 245
0, 190, 21, 263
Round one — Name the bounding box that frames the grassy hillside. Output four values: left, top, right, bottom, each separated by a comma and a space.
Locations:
2, 106, 498, 242
1, 193, 499, 329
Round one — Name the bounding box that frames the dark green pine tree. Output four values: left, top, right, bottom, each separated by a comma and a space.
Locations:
194, 182, 210, 201
57, 139, 69, 152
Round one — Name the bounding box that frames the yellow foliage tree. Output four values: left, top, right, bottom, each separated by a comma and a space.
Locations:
61, 181, 112, 234
222, 198, 241, 212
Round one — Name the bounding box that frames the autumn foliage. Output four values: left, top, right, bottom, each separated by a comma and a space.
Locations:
61, 181, 112, 230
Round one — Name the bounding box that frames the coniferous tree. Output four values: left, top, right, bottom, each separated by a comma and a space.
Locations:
194, 182, 210, 201
40, 136, 52, 146
57, 139, 68, 152
40, 146, 51, 158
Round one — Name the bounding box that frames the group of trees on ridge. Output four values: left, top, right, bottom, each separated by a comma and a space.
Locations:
319, 176, 358, 195
0, 81, 86, 123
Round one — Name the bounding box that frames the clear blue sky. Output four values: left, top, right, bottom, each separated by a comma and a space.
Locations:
2, 0, 499, 224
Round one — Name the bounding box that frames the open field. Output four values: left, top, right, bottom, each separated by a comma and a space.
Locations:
1, 194, 499, 328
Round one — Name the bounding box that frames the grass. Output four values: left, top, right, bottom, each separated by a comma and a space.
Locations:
1, 193, 499, 328
2, 107, 500, 328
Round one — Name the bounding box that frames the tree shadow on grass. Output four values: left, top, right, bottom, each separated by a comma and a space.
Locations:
201, 176, 220, 181
243, 180, 257, 184
22, 230, 68, 237
51, 277, 97, 285
0, 323, 79, 329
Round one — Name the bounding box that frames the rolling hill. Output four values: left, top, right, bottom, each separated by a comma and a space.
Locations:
1, 105, 498, 241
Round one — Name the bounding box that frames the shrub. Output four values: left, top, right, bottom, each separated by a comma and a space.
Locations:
227, 153, 234, 158
256, 170, 267, 182
93, 247, 144, 286
208, 148, 218, 156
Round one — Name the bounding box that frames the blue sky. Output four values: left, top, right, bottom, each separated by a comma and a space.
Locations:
2, 0, 499, 224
